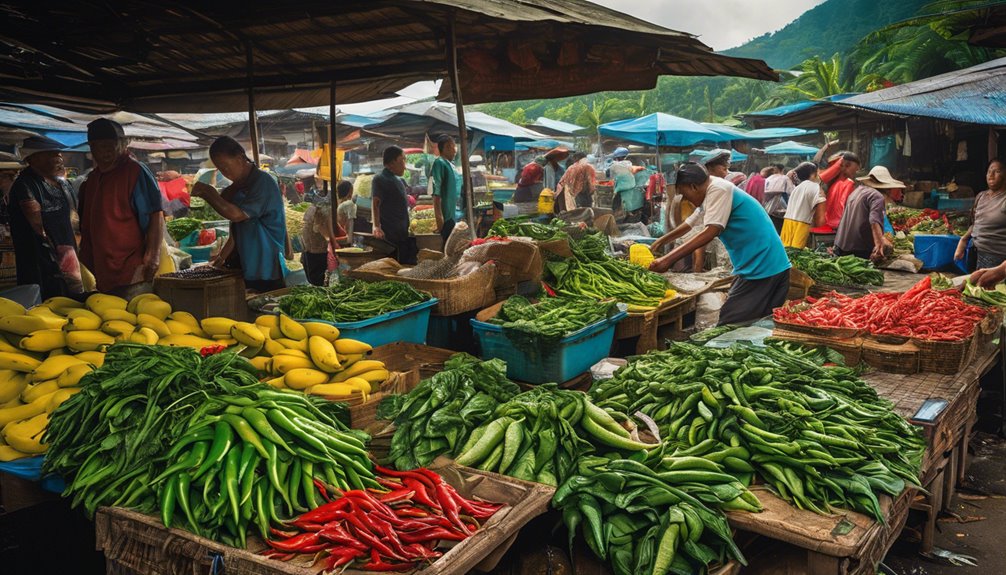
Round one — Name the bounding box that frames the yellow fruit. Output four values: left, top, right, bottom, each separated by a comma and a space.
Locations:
201, 317, 237, 337
334, 339, 372, 355
304, 322, 340, 341
231, 322, 266, 348
48, 348, 66, 356
133, 327, 159, 345
261, 338, 285, 357
165, 319, 197, 335
137, 314, 172, 338
255, 315, 283, 339
99, 309, 138, 324
0, 370, 29, 403
34, 355, 86, 381
157, 334, 219, 349
248, 357, 271, 373
279, 314, 308, 341
19, 329, 67, 353
27, 306, 63, 319
0, 397, 22, 409
0, 297, 26, 317
270, 355, 315, 375
86, 293, 128, 315
273, 349, 310, 360
308, 336, 341, 373
101, 320, 136, 338
265, 375, 287, 389
167, 311, 200, 328
3, 412, 49, 454
337, 353, 365, 365
275, 338, 309, 353
43, 296, 85, 314
330, 360, 387, 382
283, 368, 330, 390
0, 393, 49, 427
304, 382, 359, 397
66, 331, 115, 352
136, 298, 172, 321
356, 369, 390, 384
0, 314, 67, 335
73, 351, 105, 367
0, 336, 21, 354
57, 364, 93, 388
0, 352, 42, 373
0, 445, 29, 461
212, 337, 238, 346
47, 387, 80, 412
65, 309, 103, 331
22, 379, 60, 403
126, 293, 160, 314
342, 376, 374, 394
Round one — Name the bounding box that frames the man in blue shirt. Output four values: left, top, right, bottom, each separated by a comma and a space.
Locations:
650, 162, 790, 325
372, 146, 417, 265
430, 134, 458, 242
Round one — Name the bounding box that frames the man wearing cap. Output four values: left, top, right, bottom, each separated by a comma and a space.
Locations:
819, 151, 861, 230
430, 134, 459, 242
8, 137, 83, 298
78, 118, 165, 297
650, 163, 790, 325
833, 166, 901, 262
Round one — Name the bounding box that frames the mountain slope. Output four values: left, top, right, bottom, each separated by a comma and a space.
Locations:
722, 0, 929, 69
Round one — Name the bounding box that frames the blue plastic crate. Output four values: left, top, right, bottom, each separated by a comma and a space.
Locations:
0, 456, 65, 493
471, 310, 627, 384
492, 188, 516, 203
914, 234, 961, 271
296, 298, 438, 348
937, 196, 975, 211
181, 245, 213, 263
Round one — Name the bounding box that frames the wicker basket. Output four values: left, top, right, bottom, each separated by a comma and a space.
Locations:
350, 258, 498, 316
153, 270, 247, 321
912, 336, 975, 374
770, 329, 864, 367
861, 339, 920, 374
772, 318, 862, 340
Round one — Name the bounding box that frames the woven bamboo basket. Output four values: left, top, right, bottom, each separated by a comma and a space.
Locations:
350, 259, 498, 316
861, 339, 920, 374
913, 336, 975, 375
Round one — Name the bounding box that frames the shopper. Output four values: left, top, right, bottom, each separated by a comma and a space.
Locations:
299, 187, 341, 286
780, 162, 826, 249
372, 145, 417, 265
820, 151, 861, 230
430, 134, 459, 242
191, 136, 288, 293
650, 163, 790, 325
833, 165, 901, 262
956, 159, 1006, 270
335, 180, 357, 247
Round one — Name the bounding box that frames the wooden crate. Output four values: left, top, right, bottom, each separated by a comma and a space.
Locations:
153, 270, 247, 321
614, 294, 697, 354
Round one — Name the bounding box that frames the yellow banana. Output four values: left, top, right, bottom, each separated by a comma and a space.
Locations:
304, 382, 360, 397
27, 306, 63, 319
43, 296, 84, 314
129, 328, 158, 345
0, 397, 22, 409
0, 297, 26, 317
0, 444, 29, 461
100, 320, 135, 338
3, 412, 49, 454
66, 331, 115, 352
0, 352, 42, 373
308, 336, 341, 373
356, 369, 390, 384
264, 375, 287, 389
19, 329, 67, 353
270, 355, 315, 375
201, 317, 237, 337
231, 322, 265, 348
137, 314, 172, 338
261, 338, 285, 357
86, 293, 128, 315
283, 368, 330, 390
0, 370, 28, 403
275, 338, 309, 353
34, 355, 86, 381
255, 315, 283, 339
330, 360, 387, 382
136, 298, 172, 321
211, 337, 237, 346
342, 376, 374, 394
273, 349, 310, 360
57, 364, 93, 388
0, 336, 20, 354
47, 348, 66, 357
304, 322, 341, 342
0, 392, 50, 427
65, 309, 103, 331
279, 314, 308, 341
248, 356, 271, 373
0, 314, 67, 335
22, 379, 60, 403
73, 351, 105, 367
47, 387, 80, 413
126, 293, 160, 314
165, 319, 198, 335
167, 311, 200, 328
337, 353, 365, 365
157, 334, 219, 349
99, 309, 138, 324
334, 338, 372, 355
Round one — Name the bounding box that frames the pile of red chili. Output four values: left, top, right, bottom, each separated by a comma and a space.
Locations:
263, 466, 505, 572
774, 277, 989, 341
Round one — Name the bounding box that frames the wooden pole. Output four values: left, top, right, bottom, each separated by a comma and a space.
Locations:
246, 43, 260, 165
446, 16, 475, 233
328, 81, 337, 194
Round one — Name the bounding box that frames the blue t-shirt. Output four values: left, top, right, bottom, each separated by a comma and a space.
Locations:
230, 168, 288, 282
134, 164, 164, 234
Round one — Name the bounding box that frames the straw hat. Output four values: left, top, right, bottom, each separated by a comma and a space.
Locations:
545, 147, 570, 162
856, 165, 905, 189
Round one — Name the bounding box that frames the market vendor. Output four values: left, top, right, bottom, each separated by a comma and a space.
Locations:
780, 162, 826, 248
555, 152, 596, 211
833, 165, 900, 262
819, 151, 861, 230
650, 163, 790, 325
191, 136, 288, 293
955, 159, 1006, 270
543, 148, 569, 191
430, 134, 459, 241
372, 145, 418, 265
514, 156, 546, 202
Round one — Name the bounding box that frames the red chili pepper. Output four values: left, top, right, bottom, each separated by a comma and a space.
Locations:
313, 479, 332, 502
399, 526, 470, 543
402, 477, 441, 510
375, 466, 437, 490
377, 489, 415, 504
267, 532, 321, 552
324, 547, 366, 570
293, 498, 352, 524
434, 481, 470, 535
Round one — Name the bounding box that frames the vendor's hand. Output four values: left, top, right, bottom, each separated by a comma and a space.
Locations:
142, 259, 158, 283
870, 245, 886, 263
972, 264, 1006, 289
190, 181, 216, 199
649, 255, 672, 274
372, 226, 385, 240
954, 244, 967, 261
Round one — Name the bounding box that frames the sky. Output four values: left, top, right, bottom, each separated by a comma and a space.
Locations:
589, 0, 828, 51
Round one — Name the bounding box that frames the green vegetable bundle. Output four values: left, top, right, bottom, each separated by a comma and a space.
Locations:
490, 295, 617, 354
547, 257, 670, 309
44, 344, 373, 547
589, 342, 925, 522
378, 354, 521, 471
454, 385, 656, 486
279, 280, 430, 323
488, 218, 569, 241
963, 280, 1006, 307
786, 248, 884, 286
166, 217, 203, 242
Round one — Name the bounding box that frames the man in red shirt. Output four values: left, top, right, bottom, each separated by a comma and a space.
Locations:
819, 151, 861, 231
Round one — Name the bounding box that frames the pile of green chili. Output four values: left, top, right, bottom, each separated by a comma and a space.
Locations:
279, 280, 431, 323
489, 295, 618, 355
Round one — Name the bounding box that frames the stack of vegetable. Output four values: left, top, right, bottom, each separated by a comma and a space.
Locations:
489, 295, 617, 354
278, 280, 431, 323
775, 276, 989, 340
44, 344, 372, 547
488, 218, 569, 241
166, 217, 204, 242
786, 248, 884, 286
589, 342, 925, 521
964, 280, 1006, 308
285, 205, 305, 239
265, 465, 504, 571
454, 385, 657, 486
409, 206, 437, 235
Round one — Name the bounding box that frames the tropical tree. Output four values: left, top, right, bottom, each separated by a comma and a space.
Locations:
577, 98, 623, 152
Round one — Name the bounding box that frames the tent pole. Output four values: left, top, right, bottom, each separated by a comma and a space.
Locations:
447, 15, 475, 234
329, 81, 337, 194
246, 43, 260, 165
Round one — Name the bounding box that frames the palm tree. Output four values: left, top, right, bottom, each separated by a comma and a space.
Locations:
577, 98, 621, 154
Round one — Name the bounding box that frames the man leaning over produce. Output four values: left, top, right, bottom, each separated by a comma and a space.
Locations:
650, 163, 790, 325
833, 166, 900, 262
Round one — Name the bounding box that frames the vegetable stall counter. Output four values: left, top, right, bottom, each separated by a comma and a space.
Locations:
614, 292, 698, 354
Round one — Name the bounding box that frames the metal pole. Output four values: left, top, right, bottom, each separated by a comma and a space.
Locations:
446, 16, 475, 233
246, 43, 260, 165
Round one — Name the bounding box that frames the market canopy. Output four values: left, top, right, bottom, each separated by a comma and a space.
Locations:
0, 1, 775, 113
599, 113, 728, 147
367, 102, 548, 141
762, 140, 819, 156
528, 117, 587, 137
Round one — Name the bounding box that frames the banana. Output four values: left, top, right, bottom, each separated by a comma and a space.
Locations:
0, 352, 42, 373
0, 336, 20, 354
157, 334, 219, 349
343, 376, 375, 394
273, 349, 310, 360
261, 338, 285, 357
135, 327, 160, 345
27, 306, 63, 319
126, 293, 160, 314
355, 369, 390, 385
165, 319, 198, 335
99, 309, 138, 324
34, 355, 86, 381
137, 314, 172, 338
0, 392, 50, 427
264, 375, 287, 389
19, 329, 67, 353
0, 445, 29, 461
255, 315, 283, 339
269, 355, 315, 375
73, 351, 105, 367
0, 397, 22, 409
47, 348, 67, 356
0, 297, 26, 317
334, 338, 372, 355
330, 360, 387, 382
201, 317, 237, 337
279, 314, 308, 341
0, 370, 28, 404
65, 309, 103, 331
248, 356, 272, 373
304, 382, 360, 397
304, 322, 341, 342
337, 353, 365, 365
22, 379, 60, 403
167, 311, 200, 328
86, 293, 128, 315
275, 338, 309, 353
136, 298, 172, 321
43, 296, 85, 314
308, 336, 341, 373
65, 330, 115, 352
47, 388, 80, 413
57, 364, 93, 388
211, 337, 238, 346
101, 320, 136, 338
231, 322, 265, 348
3, 412, 49, 454
283, 368, 330, 390
0, 314, 67, 335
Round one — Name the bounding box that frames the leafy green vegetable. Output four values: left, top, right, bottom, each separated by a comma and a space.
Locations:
278, 280, 430, 322
488, 218, 569, 241
786, 248, 884, 286
491, 295, 617, 355
166, 217, 204, 242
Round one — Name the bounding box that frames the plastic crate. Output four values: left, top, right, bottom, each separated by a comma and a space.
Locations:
471, 311, 627, 384
937, 196, 975, 211
181, 245, 213, 263
914, 234, 961, 270
297, 298, 438, 348
492, 187, 515, 203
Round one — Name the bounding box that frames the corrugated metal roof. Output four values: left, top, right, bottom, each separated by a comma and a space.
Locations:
530, 117, 586, 135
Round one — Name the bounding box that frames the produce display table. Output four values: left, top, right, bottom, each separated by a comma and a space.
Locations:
614, 292, 697, 354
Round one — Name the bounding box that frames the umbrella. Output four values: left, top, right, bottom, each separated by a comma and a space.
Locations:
599, 113, 730, 147
763, 141, 820, 156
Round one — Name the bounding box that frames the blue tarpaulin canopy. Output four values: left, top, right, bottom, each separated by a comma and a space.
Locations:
700, 123, 753, 140
744, 127, 817, 139
744, 94, 858, 118
599, 113, 728, 147
762, 140, 819, 156
690, 149, 748, 162
515, 138, 574, 151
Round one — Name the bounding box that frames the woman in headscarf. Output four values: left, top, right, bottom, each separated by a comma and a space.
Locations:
514, 156, 546, 203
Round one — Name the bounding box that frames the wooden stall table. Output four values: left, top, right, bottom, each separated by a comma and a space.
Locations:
614, 293, 697, 354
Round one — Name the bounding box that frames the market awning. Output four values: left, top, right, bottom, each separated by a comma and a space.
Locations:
599, 113, 729, 147
762, 140, 819, 156
368, 102, 549, 140
529, 117, 587, 136
0, 1, 776, 113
